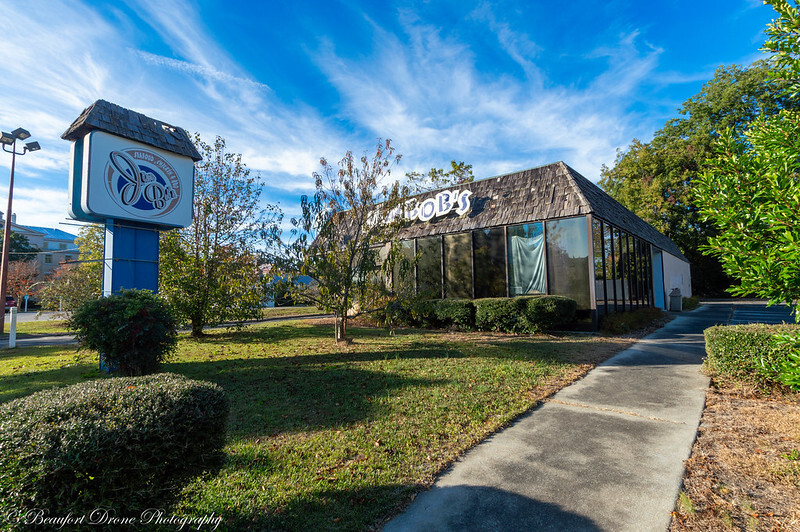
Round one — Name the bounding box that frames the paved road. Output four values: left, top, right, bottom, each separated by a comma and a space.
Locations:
384, 301, 792, 531
5, 310, 62, 323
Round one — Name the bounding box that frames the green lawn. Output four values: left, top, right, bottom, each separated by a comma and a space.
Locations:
0, 320, 635, 530
260, 305, 327, 319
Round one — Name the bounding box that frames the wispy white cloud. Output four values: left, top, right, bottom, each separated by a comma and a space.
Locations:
312, 7, 662, 181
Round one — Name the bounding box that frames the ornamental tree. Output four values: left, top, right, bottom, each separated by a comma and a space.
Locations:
160, 134, 281, 337
276, 139, 411, 342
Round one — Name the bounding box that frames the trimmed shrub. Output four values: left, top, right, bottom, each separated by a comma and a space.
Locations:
599, 307, 665, 334
474, 298, 525, 332
704, 324, 800, 389
0, 374, 228, 518
69, 289, 179, 376
408, 299, 441, 328
432, 299, 475, 330
520, 296, 577, 333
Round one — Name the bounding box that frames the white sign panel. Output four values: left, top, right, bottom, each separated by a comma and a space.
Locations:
81, 131, 194, 227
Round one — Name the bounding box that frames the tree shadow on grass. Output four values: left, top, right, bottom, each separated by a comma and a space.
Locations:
165, 357, 446, 437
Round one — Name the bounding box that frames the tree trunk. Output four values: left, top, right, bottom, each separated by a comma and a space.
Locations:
335, 315, 347, 343
191, 318, 205, 337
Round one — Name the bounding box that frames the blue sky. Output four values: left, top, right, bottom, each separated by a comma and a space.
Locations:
0, 0, 776, 231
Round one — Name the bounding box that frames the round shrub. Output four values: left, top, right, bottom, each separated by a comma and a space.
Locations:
0, 374, 228, 518
69, 289, 179, 376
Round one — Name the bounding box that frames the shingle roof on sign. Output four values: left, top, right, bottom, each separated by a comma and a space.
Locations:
61, 100, 202, 161
396, 161, 687, 261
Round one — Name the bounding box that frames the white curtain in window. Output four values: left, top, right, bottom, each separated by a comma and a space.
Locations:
509, 234, 545, 295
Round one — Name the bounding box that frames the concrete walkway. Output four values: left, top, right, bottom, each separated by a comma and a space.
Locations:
385, 302, 792, 531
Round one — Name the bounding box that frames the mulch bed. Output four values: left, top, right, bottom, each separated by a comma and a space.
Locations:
671, 380, 800, 531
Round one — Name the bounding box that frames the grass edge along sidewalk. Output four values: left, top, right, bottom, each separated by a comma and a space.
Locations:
1, 318, 643, 530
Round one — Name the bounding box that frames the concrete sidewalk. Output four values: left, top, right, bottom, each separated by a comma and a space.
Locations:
385, 302, 738, 531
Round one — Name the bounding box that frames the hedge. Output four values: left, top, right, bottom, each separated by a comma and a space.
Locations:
520, 296, 577, 333
703, 324, 800, 389
433, 299, 475, 330
0, 374, 229, 518
474, 298, 525, 332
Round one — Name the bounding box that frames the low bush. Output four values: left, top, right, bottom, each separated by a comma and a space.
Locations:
704, 324, 800, 390
69, 289, 179, 376
599, 307, 666, 334
433, 299, 475, 330
408, 299, 442, 328
520, 296, 577, 333
0, 374, 228, 518
474, 298, 525, 332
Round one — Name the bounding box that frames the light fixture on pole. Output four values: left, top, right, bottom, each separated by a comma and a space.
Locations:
0, 127, 40, 339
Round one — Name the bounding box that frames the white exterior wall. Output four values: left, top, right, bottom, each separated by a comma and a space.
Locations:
661, 251, 692, 302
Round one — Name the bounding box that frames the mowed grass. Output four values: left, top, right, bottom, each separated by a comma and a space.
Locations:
1, 318, 70, 336
0, 319, 635, 530
260, 306, 327, 320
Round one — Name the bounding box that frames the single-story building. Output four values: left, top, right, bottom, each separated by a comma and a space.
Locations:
388, 161, 691, 321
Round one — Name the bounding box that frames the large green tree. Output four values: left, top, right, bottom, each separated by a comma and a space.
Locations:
694, 0, 800, 315
600, 60, 797, 294
159, 135, 280, 337
277, 139, 409, 342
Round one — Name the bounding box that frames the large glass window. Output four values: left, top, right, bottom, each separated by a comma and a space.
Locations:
507, 222, 545, 296
473, 228, 507, 298
545, 217, 591, 309
444, 232, 473, 299
417, 236, 442, 298
392, 240, 416, 294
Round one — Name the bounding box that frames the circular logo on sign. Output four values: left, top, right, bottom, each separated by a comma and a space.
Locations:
104, 149, 181, 218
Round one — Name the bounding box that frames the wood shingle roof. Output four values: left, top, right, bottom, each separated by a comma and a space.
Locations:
61, 100, 202, 161
396, 161, 687, 261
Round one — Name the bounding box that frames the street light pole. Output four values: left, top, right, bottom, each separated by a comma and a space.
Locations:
0, 128, 40, 336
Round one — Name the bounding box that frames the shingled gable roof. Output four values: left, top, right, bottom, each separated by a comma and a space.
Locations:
61, 99, 202, 161
395, 161, 687, 261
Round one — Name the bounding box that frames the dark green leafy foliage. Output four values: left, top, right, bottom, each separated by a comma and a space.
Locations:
408, 299, 443, 329
68, 289, 178, 376
0, 374, 228, 520
433, 299, 475, 330
473, 298, 525, 332
599, 307, 666, 335
704, 324, 800, 390
520, 296, 577, 333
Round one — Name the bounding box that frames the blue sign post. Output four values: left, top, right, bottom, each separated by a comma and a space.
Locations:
103, 219, 160, 295
62, 100, 201, 370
